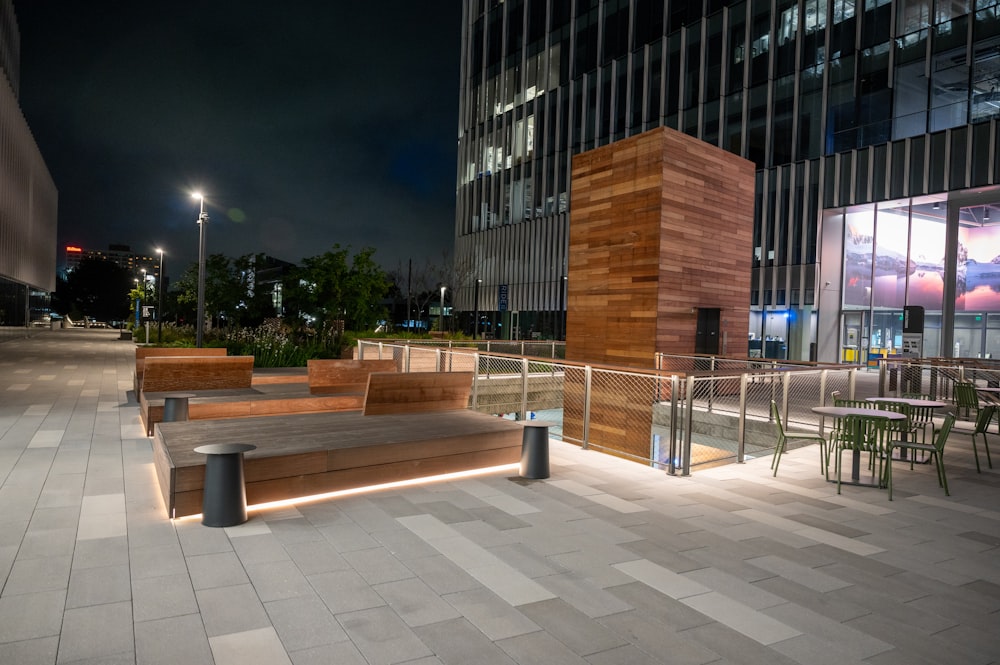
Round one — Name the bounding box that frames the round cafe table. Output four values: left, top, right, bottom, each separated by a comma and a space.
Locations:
812, 406, 905, 486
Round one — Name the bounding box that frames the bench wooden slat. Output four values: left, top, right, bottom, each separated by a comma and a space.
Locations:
307, 359, 398, 394
140, 356, 254, 394
134, 347, 228, 394
154, 410, 524, 517
362, 371, 473, 415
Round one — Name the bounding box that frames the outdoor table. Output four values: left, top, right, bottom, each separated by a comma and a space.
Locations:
812, 406, 905, 486
865, 396, 947, 461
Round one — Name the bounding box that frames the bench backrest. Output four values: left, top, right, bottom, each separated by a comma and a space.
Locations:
362, 371, 474, 416
307, 358, 398, 394
141, 356, 254, 394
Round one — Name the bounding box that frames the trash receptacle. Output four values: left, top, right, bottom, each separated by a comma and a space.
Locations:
194, 443, 256, 527
163, 393, 195, 423
520, 422, 551, 479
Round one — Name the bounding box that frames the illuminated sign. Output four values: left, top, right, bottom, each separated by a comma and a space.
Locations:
66, 246, 83, 252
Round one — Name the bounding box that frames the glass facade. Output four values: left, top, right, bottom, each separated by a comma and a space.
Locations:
456, 0, 1000, 357
0, 0, 58, 328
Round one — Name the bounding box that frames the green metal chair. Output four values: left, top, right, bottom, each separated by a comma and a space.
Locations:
969, 405, 995, 473
884, 414, 956, 501
902, 393, 937, 445
953, 381, 981, 421
770, 400, 827, 478
833, 415, 890, 494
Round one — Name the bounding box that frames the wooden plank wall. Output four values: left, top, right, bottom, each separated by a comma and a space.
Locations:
566, 126, 755, 366
564, 126, 754, 457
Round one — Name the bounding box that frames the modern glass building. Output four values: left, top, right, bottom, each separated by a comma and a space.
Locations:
455, 0, 1000, 361
0, 0, 57, 327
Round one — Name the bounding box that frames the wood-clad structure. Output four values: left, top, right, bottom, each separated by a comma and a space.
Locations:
565, 126, 755, 366
563, 127, 754, 459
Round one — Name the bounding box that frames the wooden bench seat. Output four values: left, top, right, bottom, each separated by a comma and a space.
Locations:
307, 358, 398, 394
252, 367, 308, 387
133, 347, 228, 395
154, 410, 524, 518
151, 370, 524, 518
140, 388, 363, 436
139, 355, 255, 395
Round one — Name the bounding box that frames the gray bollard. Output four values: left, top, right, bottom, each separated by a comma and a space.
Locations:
194, 443, 256, 527
520, 421, 551, 479
163, 393, 195, 423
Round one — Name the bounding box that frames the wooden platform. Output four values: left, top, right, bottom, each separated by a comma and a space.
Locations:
139, 388, 363, 436
153, 410, 525, 518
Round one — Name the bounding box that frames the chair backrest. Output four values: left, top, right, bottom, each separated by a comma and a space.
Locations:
834, 399, 874, 409
973, 405, 994, 434
935, 414, 956, 451
954, 382, 980, 410
875, 401, 911, 431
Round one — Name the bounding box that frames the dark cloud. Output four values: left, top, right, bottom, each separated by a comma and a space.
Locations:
14, 2, 461, 277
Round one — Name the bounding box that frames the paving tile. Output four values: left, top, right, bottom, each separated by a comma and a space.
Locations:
2, 554, 72, 595
230, 533, 291, 565
0, 636, 59, 665
338, 605, 433, 664
342, 545, 415, 585
134, 613, 214, 665
65, 563, 132, 609
264, 595, 348, 651
57, 600, 133, 663
0, 589, 65, 643
209, 626, 292, 665
244, 559, 314, 602
288, 642, 370, 665
186, 551, 250, 591
195, 583, 271, 638
132, 573, 199, 622
442, 587, 540, 641
372, 576, 461, 627
307, 569, 386, 615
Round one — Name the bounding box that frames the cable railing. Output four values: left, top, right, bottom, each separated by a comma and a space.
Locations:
357, 340, 966, 475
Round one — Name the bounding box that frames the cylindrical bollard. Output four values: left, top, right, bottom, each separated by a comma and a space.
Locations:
163, 393, 195, 423
194, 443, 256, 527
520, 422, 551, 479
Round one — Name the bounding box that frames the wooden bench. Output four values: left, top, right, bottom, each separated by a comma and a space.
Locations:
134, 347, 228, 395
140, 358, 401, 436
152, 371, 525, 518
307, 358, 398, 394
139, 355, 255, 394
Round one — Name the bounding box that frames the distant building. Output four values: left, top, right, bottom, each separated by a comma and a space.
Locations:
65, 244, 159, 283
0, 0, 57, 327
455, 1, 1000, 361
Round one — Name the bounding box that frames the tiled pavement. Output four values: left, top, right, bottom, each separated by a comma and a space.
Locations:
1, 328, 999, 665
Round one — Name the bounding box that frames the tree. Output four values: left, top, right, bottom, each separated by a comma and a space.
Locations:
388, 251, 454, 331
55, 258, 132, 323
175, 253, 244, 329
285, 245, 390, 333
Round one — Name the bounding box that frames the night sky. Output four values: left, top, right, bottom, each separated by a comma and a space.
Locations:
13, 2, 462, 279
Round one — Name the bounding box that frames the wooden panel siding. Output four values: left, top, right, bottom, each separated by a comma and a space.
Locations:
563, 126, 754, 458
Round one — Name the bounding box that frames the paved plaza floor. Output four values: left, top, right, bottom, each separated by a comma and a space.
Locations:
1, 328, 999, 664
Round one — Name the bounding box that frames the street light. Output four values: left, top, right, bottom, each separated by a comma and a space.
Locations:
191, 192, 208, 347
473, 279, 481, 339
440, 285, 447, 332
155, 248, 165, 343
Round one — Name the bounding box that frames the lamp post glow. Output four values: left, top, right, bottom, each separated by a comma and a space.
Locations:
439, 285, 446, 332
156, 248, 165, 343
192, 192, 208, 347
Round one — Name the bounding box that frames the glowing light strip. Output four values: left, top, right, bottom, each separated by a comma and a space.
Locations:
173, 462, 520, 522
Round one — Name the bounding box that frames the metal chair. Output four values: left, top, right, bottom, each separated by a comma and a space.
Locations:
833, 415, 890, 494
770, 400, 827, 478
969, 405, 995, 473
884, 414, 956, 501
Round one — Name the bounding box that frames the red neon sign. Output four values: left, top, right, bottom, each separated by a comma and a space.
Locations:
66, 245, 83, 252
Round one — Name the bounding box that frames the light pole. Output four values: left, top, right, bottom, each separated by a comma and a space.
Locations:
473, 279, 481, 339
439, 285, 446, 332
156, 248, 165, 343
192, 192, 208, 347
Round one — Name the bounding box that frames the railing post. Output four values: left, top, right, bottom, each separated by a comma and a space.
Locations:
848, 367, 857, 399
404, 345, 411, 373
878, 360, 886, 396
781, 369, 791, 426
582, 366, 592, 449
471, 352, 480, 409
682, 375, 694, 476
668, 374, 679, 475
737, 374, 748, 463
520, 357, 529, 420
